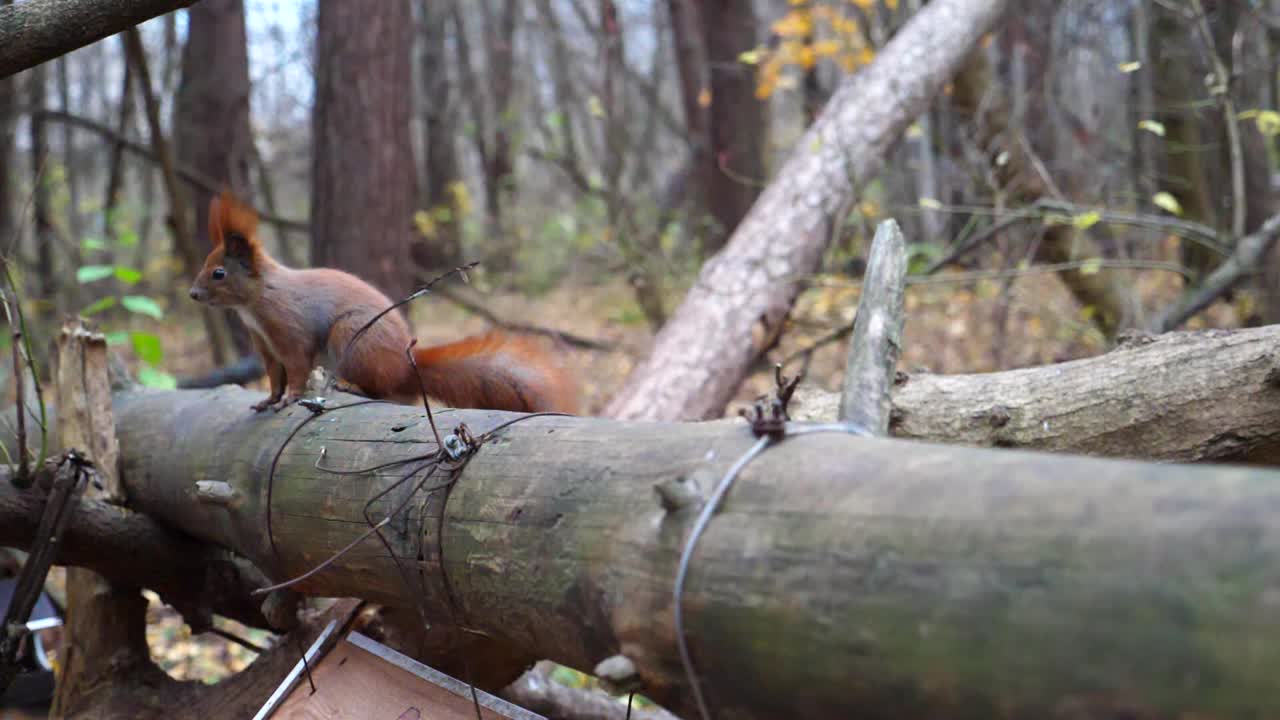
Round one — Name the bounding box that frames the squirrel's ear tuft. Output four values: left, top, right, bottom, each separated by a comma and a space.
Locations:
211, 189, 260, 252
207, 194, 224, 248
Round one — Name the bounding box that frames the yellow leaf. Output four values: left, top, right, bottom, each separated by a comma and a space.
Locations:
1137, 119, 1165, 137
1072, 210, 1101, 230
413, 210, 437, 239
771, 10, 812, 38
1078, 258, 1103, 275
738, 48, 762, 65
832, 15, 859, 36
918, 197, 943, 210
1118, 60, 1141, 73
587, 95, 605, 117
697, 87, 712, 108
1254, 110, 1280, 137
447, 181, 471, 216
797, 45, 816, 69
1152, 191, 1183, 216
812, 40, 841, 57
755, 55, 783, 99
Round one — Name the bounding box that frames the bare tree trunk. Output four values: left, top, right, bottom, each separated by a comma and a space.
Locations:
477, 0, 518, 271
124, 28, 232, 365
311, 0, 416, 300
173, 0, 256, 355
608, 0, 1013, 421
30, 62, 56, 312
102, 57, 133, 245
414, 0, 464, 272
0, 0, 13, 249
699, 0, 767, 252
55, 57, 84, 248
174, 0, 254, 250
0, 0, 197, 79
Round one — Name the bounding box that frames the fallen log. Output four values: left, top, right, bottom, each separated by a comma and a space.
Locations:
16, 384, 1276, 719
790, 325, 1280, 463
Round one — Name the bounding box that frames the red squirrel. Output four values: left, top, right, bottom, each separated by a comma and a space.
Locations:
188, 191, 578, 415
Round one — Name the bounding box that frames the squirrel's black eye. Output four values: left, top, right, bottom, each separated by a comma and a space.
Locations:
211, 267, 227, 281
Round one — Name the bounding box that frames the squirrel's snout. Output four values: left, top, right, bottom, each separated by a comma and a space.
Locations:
189, 286, 205, 302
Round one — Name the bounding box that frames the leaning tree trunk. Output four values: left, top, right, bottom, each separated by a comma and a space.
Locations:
311, 0, 417, 300
0, 0, 197, 79
7, 385, 1280, 719
607, 0, 1012, 421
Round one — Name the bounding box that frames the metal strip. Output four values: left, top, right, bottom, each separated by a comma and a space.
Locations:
346, 631, 546, 720
25, 617, 62, 632
251, 618, 339, 720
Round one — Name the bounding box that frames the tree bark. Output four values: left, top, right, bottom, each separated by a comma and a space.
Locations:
30, 61, 56, 312
0, 0, 196, 79
839, 220, 906, 433
699, 0, 767, 251
0, 0, 14, 250
10, 385, 1275, 718
173, 0, 256, 356
174, 0, 255, 253
607, 0, 1013, 421
123, 28, 233, 365
414, 0, 464, 272
311, 0, 417, 300
790, 323, 1280, 463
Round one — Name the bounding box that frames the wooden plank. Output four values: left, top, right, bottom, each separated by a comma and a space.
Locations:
273, 632, 543, 720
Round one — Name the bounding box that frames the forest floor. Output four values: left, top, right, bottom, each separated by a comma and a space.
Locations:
18, 260, 1242, 705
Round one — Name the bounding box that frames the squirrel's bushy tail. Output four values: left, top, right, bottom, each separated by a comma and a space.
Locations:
407, 332, 579, 414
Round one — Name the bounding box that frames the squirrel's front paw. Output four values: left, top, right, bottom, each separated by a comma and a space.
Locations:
270, 392, 305, 412
251, 395, 281, 412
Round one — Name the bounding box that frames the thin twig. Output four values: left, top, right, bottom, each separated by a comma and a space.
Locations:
1188, 0, 1246, 239
433, 284, 617, 352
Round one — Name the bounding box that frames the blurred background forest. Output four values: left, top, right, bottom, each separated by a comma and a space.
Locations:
0, 0, 1277, 409
1, 0, 1279, 713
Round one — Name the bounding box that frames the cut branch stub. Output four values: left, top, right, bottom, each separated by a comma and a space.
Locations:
839, 219, 907, 433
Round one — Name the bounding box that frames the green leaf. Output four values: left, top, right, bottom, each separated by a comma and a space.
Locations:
129, 332, 164, 365
137, 366, 177, 390
1079, 258, 1104, 275
76, 265, 115, 283
1072, 210, 1102, 230
118, 228, 139, 247
121, 295, 164, 319
114, 266, 143, 285
1152, 192, 1183, 216
1254, 110, 1280, 137
80, 296, 117, 316
1138, 120, 1166, 137
104, 331, 129, 345
81, 238, 109, 252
